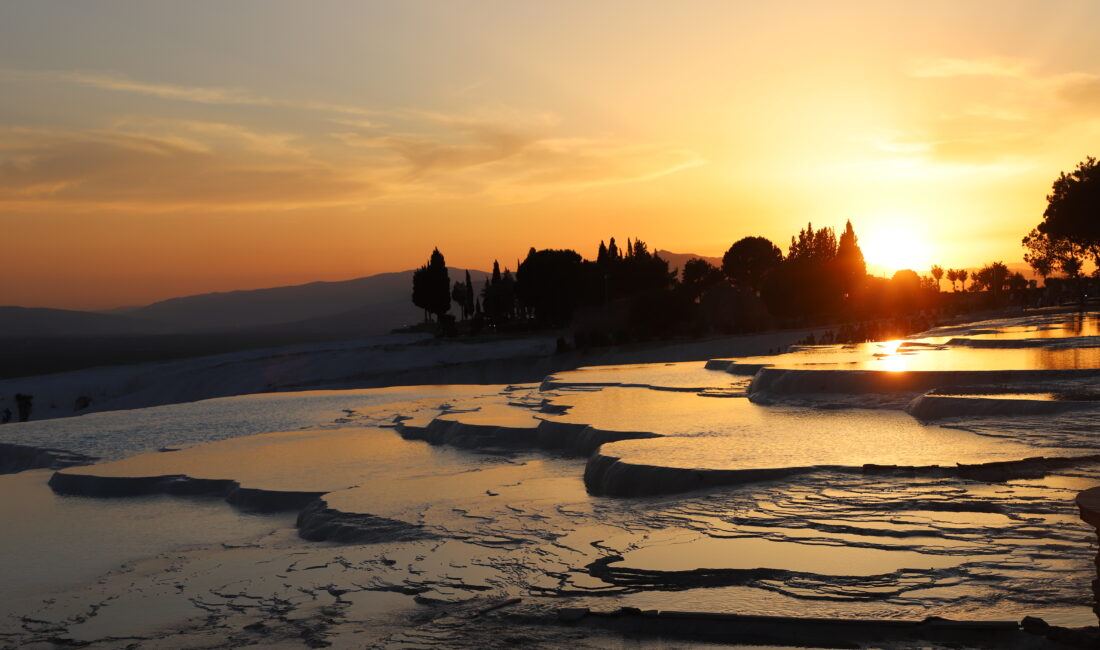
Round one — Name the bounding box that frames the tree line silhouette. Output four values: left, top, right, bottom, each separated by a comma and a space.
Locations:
410, 227, 1001, 344
411, 157, 1100, 343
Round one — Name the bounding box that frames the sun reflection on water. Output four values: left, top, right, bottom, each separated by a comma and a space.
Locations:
876, 340, 910, 372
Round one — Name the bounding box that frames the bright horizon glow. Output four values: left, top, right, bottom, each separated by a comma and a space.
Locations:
3, 1, 1099, 309
858, 218, 935, 276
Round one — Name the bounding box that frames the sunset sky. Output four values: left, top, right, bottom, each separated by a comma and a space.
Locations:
4, 1, 1100, 310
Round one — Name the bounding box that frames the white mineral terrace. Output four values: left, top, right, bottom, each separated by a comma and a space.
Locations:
3, 311, 1100, 647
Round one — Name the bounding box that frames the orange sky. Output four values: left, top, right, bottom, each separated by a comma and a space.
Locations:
3, 1, 1100, 309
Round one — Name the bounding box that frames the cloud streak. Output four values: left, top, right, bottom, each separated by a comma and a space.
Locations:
2, 69, 374, 117
0, 67, 705, 209
0, 120, 703, 210
865, 56, 1100, 172
0, 128, 371, 210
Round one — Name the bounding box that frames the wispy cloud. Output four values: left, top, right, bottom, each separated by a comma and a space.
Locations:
0, 127, 371, 210
0, 68, 705, 208
858, 131, 934, 155
0, 122, 703, 209
2, 68, 374, 117
111, 118, 304, 157
867, 56, 1100, 171
1055, 72, 1100, 110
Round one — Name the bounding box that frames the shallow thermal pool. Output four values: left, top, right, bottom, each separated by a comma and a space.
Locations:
544, 361, 745, 390
3, 311, 1100, 646
925, 312, 1100, 340
712, 311, 1100, 374
725, 342, 1100, 372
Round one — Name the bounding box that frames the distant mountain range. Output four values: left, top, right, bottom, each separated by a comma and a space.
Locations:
122, 268, 490, 332
655, 250, 722, 276
0, 267, 488, 339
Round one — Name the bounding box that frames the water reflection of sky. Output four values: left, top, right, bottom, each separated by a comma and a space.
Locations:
922, 312, 1100, 339
548, 362, 738, 389
966, 314, 1100, 339
731, 340, 1100, 372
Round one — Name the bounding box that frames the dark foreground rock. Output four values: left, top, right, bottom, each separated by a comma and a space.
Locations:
48, 470, 324, 512
48, 470, 437, 544
0, 442, 97, 474
864, 454, 1100, 482
584, 453, 821, 497
397, 418, 657, 457
296, 499, 437, 544
555, 607, 1099, 649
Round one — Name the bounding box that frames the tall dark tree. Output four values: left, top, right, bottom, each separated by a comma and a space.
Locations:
619, 238, 674, 296
411, 248, 451, 322
761, 224, 842, 320
464, 270, 475, 318
834, 220, 866, 295
1024, 157, 1100, 272
788, 222, 837, 262
484, 262, 500, 322
1023, 229, 1085, 280
516, 248, 584, 326
498, 268, 517, 320
452, 280, 469, 319
722, 236, 783, 293
681, 258, 724, 302
483, 260, 519, 324
607, 237, 621, 261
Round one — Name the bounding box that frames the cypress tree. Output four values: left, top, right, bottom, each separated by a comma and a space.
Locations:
464, 270, 475, 318
412, 248, 450, 322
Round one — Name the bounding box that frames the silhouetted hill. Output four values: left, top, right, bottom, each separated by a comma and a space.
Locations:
655, 250, 724, 277
0, 306, 175, 338
1, 268, 490, 378
125, 268, 489, 335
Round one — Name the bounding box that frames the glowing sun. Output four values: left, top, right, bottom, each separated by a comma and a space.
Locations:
857, 218, 934, 275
